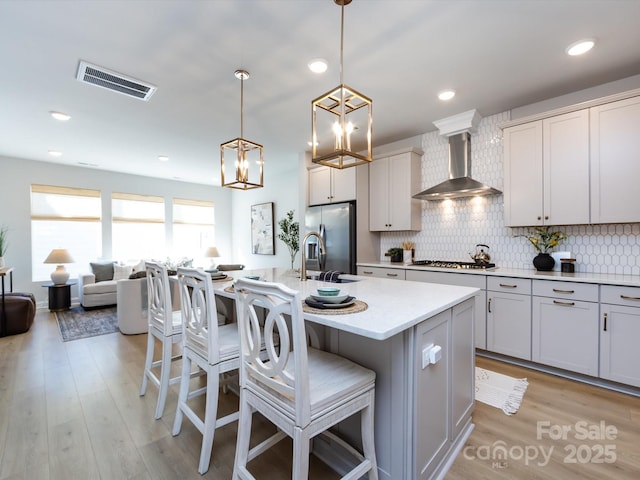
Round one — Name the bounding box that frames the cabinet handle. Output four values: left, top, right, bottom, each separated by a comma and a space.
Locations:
603, 312, 608, 332
386, 273, 398, 277
553, 288, 575, 294
537, 216, 542, 220
499, 283, 517, 289
488, 298, 492, 313
545, 215, 549, 220
362, 270, 373, 275
620, 294, 640, 301
553, 300, 575, 306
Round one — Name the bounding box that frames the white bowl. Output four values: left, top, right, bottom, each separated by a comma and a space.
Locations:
311, 293, 350, 304
316, 287, 341, 297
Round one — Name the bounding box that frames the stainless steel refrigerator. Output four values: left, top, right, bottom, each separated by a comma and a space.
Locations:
304, 201, 356, 274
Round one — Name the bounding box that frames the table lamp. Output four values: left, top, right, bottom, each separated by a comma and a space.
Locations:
204, 246, 220, 270
44, 248, 74, 284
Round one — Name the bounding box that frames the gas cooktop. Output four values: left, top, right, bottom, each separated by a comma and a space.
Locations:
411, 260, 496, 270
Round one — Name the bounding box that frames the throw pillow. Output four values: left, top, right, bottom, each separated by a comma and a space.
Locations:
113, 264, 133, 281
90, 261, 115, 282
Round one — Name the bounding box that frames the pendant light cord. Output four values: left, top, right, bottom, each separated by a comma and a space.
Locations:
240, 75, 244, 139
339, 2, 344, 87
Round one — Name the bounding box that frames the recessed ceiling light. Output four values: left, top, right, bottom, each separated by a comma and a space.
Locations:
566, 39, 595, 56
48, 150, 62, 157
50, 111, 71, 121
438, 90, 456, 101
158, 155, 169, 162
308, 58, 328, 74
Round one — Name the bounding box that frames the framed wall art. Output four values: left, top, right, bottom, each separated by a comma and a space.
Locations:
250, 202, 275, 255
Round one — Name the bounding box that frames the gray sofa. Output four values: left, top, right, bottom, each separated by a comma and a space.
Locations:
78, 260, 144, 308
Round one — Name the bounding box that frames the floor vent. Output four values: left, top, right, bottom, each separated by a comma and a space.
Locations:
76, 60, 156, 101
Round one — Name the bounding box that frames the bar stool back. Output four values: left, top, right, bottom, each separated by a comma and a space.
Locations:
233, 278, 378, 480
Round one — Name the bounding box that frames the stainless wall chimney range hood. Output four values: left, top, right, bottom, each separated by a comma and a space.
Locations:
413, 110, 502, 200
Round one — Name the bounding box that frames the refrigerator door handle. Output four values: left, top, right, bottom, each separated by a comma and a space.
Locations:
319, 223, 326, 271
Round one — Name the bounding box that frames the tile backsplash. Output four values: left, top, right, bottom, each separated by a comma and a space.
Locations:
381, 111, 640, 275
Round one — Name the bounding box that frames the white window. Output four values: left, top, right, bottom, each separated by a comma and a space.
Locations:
31, 184, 102, 281
112, 192, 165, 262
172, 198, 215, 264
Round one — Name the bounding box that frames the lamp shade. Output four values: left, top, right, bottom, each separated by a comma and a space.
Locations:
44, 248, 74, 264
204, 246, 220, 258
44, 248, 74, 284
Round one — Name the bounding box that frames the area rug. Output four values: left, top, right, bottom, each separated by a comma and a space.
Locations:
475, 367, 528, 415
55, 306, 119, 342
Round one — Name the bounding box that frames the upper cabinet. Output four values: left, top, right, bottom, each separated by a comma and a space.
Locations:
369, 149, 422, 231
308, 165, 356, 205
590, 96, 640, 224
503, 110, 590, 227
503, 91, 640, 226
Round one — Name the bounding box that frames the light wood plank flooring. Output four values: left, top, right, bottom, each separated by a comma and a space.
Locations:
1, 309, 638, 479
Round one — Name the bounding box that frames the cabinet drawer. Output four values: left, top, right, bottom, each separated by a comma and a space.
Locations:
533, 280, 598, 302
601, 285, 640, 306
487, 276, 531, 294
357, 266, 406, 280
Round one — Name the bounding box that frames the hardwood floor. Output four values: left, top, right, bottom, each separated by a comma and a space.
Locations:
446, 357, 640, 480
1, 309, 638, 479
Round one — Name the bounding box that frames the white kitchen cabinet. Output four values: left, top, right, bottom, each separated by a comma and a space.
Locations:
414, 298, 474, 479
308, 165, 356, 205
486, 277, 532, 360
414, 309, 450, 479
590, 96, 640, 223
503, 109, 590, 226
450, 299, 475, 440
369, 150, 422, 231
600, 285, 640, 388
532, 280, 599, 376
405, 269, 487, 350
357, 265, 405, 280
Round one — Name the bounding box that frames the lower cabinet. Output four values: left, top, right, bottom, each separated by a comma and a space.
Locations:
532, 280, 599, 376
324, 297, 474, 479
600, 285, 640, 388
414, 298, 474, 479
486, 277, 532, 360
357, 265, 406, 280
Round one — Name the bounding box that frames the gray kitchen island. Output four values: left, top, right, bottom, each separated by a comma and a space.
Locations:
213, 267, 478, 480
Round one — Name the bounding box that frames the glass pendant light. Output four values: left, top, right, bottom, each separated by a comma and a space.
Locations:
221, 69, 264, 190
311, 0, 372, 169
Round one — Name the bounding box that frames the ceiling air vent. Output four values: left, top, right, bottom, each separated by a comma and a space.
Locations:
76, 60, 156, 101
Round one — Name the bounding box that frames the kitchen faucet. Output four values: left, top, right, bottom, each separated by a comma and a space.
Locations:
300, 231, 326, 282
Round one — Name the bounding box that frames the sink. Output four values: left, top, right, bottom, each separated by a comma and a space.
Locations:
301, 274, 360, 283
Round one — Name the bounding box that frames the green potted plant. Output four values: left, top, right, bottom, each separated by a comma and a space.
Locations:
0, 225, 8, 267
520, 226, 568, 271
277, 210, 300, 271
386, 247, 404, 263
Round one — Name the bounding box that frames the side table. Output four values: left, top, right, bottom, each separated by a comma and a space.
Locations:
1, 266, 14, 337
42, 281, 76, 312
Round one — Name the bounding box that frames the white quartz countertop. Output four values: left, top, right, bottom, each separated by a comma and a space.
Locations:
358, 262, 640, 287
213, 267, 477, 341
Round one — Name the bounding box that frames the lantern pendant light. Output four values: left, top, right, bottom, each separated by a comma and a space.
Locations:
221, 69, 264, 189
311, 0, 372, 169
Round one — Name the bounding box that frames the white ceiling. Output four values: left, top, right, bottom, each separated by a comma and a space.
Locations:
1, 0, 640, 186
